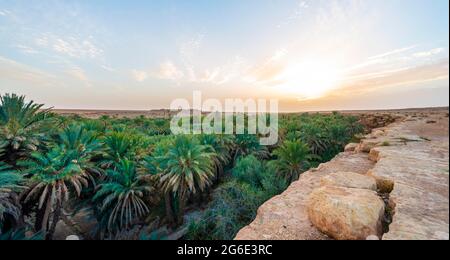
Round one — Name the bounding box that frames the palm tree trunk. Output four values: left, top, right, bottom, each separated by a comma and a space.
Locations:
164, 193, 175, 227
46, 201, 62, 240
177, 193, 185, 227
38, 195, 52, 233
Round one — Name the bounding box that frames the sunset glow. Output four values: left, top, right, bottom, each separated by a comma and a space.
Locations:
276, 60, 342, 100
0, 0, 448, 111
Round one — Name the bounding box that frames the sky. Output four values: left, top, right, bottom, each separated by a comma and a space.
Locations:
0, 0, 449, 111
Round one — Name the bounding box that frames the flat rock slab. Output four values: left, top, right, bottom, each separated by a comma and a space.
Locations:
320, 171, 377, 191
368, 116, 449, 240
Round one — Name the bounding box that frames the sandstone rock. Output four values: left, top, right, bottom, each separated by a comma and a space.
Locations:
344, 143, 358, 152
368, 148, 381, 162
320, 172, 377, 191
366, 235, 380, 240
307, 186, 385, 240
356, 141, 378, 153
371, 129, 385, 138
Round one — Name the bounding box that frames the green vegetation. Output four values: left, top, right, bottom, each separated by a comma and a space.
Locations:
0, 93, 363, 240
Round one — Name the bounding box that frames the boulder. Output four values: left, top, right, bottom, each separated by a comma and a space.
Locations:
307, 186, 385, 240
320, 172, 377, 191
344, 143, 358, 152
355, 141, 378, 153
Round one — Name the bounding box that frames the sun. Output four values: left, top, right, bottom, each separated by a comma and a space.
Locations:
276, 60, 342, 100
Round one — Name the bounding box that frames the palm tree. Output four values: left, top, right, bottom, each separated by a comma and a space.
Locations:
299, 124, 329, 156
198, 134, 232, 180
0, 93, 53, 163
0, 228, 43, 240
19, 125, 101, 240
150, 119, 170, 135
142, 137, 176, 225
271, 140, 313, 183
0, 163, 23, 233
100, 132, 138, 169
232, 134, 269, 164
93, 159, 154, 235
159, 135, 215, 226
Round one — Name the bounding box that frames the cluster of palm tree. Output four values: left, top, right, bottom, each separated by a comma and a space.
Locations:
0, 94, 237, 239
18, 125, 101, 239
0, 93, 363, 240
0, 94, 54, 164
279, 112, 363, 162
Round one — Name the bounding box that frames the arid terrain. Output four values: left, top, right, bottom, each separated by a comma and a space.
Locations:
52, 107, 449, 119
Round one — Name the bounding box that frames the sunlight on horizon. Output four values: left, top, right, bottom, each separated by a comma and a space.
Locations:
276, 59, 342, 100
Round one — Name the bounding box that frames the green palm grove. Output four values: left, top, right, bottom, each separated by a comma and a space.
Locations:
0, 93, 363, 240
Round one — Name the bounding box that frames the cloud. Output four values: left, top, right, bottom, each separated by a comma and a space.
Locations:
339, 58, 449, 95
35, 36, 49, 47
345, 46, 447, 76
52, 37, 103, 58
131, 70, 148, 82
0, 56, 57, 86
149, 57, 248, 85
244, 49, 288, 85
100, 65, 116, 72
66, 67, 88, 81
277, 0, 310, 28
0, 9, 11, 16
195, 56, 249, 85
16, 45, 39, 54
368, 45, 417, 60
153, 61, 184, 81
66, 66, 92, 88
413, 48, 444, 58
178, 34, 205, 82
179, 35, 204, 62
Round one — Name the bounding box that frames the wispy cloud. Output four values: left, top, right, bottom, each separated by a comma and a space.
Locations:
100, 65, 116, 72
244, 49, 288, 85
345, 46, 447, 75
16, 45, 39, 54
192, 56, 249, 85
153, 61, 184, 81
0, 56, 57, 86
66, 66, 91, 87
139, 34, 251, 85
339, 58, 449, 95
131, 70, 148, 82
413, 48, 444, 58
52, 37, 103, 59
0, 9, 11, 17
179, 34, 205, 82
277, 0, 310, 28
368, 45, 417, 60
